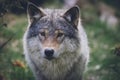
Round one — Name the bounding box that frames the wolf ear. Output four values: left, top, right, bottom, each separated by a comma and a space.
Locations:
27, 3, 45, 23
63, 6, 80, 29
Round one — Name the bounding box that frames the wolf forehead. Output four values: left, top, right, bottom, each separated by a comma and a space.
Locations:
30, 9, 70, 29
30, 8, 74, 28
27, 10, 77, 38
44, 9, 66, 17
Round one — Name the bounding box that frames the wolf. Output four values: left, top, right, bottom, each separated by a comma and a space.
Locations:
23, 3, 89, 80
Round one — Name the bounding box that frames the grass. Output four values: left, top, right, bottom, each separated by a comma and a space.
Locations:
0, 15, 34, 80
84, 19, 120, 80
0, 14, 120, 80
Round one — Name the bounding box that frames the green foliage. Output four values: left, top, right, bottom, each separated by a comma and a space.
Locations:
84, 19, 120, 80
0, 15, 34, 80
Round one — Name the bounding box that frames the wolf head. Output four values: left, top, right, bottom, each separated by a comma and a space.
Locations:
25, 3, 80, 61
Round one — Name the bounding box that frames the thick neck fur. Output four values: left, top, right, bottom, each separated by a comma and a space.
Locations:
30, 49, 81, 80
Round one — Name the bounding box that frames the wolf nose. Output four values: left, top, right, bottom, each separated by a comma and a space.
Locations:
44, 49, 54, 59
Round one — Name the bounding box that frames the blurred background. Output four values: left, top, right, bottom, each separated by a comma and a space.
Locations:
0, 0, 120, 80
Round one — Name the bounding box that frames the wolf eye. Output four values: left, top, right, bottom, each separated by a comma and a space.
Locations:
40, 32, 45, 36
57, 33, 64, 37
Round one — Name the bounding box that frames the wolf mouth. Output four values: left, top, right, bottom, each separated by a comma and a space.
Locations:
44, 56, 55, 60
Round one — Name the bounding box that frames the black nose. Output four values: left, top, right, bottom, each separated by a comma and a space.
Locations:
44, 49, 54, 60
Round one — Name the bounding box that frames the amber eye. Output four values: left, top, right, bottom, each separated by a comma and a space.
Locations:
39, 29, 48, 37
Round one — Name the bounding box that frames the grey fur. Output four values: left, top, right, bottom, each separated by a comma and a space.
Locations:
23, 3, 89, 80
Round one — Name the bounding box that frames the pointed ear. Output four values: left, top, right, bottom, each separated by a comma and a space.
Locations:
27, 3, 45, 23
63, 6, 80, 29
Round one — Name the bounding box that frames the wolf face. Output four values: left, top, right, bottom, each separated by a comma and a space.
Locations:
23, 3, 89, 80
26, 3, 80, 61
